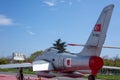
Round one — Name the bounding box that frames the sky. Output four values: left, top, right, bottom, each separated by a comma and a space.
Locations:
0, 0, 120, 58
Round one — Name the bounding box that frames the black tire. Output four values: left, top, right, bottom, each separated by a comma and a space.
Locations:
37, 76, 41, 80
88, 75, 95, 80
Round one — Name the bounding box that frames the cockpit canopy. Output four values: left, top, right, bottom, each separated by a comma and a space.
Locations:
43, 47, 58, 54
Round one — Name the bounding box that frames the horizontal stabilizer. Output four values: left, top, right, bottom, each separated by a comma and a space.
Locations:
103, 66, 120, 70
68, 44, 120, 49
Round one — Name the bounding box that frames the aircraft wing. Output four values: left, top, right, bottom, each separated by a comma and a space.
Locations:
103, 66, 120, 70
0, 60, 54, 71
0, 63, 32, 69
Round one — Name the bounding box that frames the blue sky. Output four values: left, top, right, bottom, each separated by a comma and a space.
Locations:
0, 0, 120, 58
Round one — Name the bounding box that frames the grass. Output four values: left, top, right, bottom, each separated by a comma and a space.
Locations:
0, 68, 17, 73
0, 68, 35, 74
97, 74, 120, 80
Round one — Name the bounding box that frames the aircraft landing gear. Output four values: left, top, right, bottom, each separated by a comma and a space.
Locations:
16, 67, 24, 80
37, 76, 42, 80
88, 75, 95, 80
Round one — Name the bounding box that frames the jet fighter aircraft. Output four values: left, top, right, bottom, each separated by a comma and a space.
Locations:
0, 4, 114, 80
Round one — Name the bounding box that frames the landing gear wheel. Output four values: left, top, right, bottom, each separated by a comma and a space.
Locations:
88, 75, 95, 80
37, 76, 42, 80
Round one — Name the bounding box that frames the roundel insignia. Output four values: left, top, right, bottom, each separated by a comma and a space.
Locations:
65, 58, 71, 67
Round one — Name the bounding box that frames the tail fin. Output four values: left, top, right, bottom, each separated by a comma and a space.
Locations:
79, 4, 114, 56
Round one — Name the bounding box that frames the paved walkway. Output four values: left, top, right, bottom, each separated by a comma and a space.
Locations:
0, 72, 101, 80
0, 74, 90, 80
0, 74, 51, 80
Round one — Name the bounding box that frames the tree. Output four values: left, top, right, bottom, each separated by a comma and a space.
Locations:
113, 54, 120, 67
28, 50, 43, 62
0, 58, 10, 64
103, 55, 120, 67
52, 39, 67, 53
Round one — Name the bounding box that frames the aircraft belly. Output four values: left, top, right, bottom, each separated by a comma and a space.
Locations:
78, 70, 91, 74
36, 71, 56, 78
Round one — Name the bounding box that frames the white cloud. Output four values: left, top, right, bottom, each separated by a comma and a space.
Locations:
27, 30, 36, 36
44, 0, 56, 6
0, 14, 13, 26
42, 0, 83, 7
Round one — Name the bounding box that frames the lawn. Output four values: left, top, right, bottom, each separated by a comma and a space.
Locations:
0, 68, 35, 74
97, 74, 120, 80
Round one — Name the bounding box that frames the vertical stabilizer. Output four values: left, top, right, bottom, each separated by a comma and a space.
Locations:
79, 4, 114, 56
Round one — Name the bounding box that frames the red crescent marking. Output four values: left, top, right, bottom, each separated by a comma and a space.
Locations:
94, 24, 101, 32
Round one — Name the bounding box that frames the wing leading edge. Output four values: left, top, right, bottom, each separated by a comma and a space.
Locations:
0, 63, 32, 69
0, 60, 54, 72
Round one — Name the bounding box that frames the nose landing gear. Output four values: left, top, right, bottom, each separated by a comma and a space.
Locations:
88, 75, 95, 80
